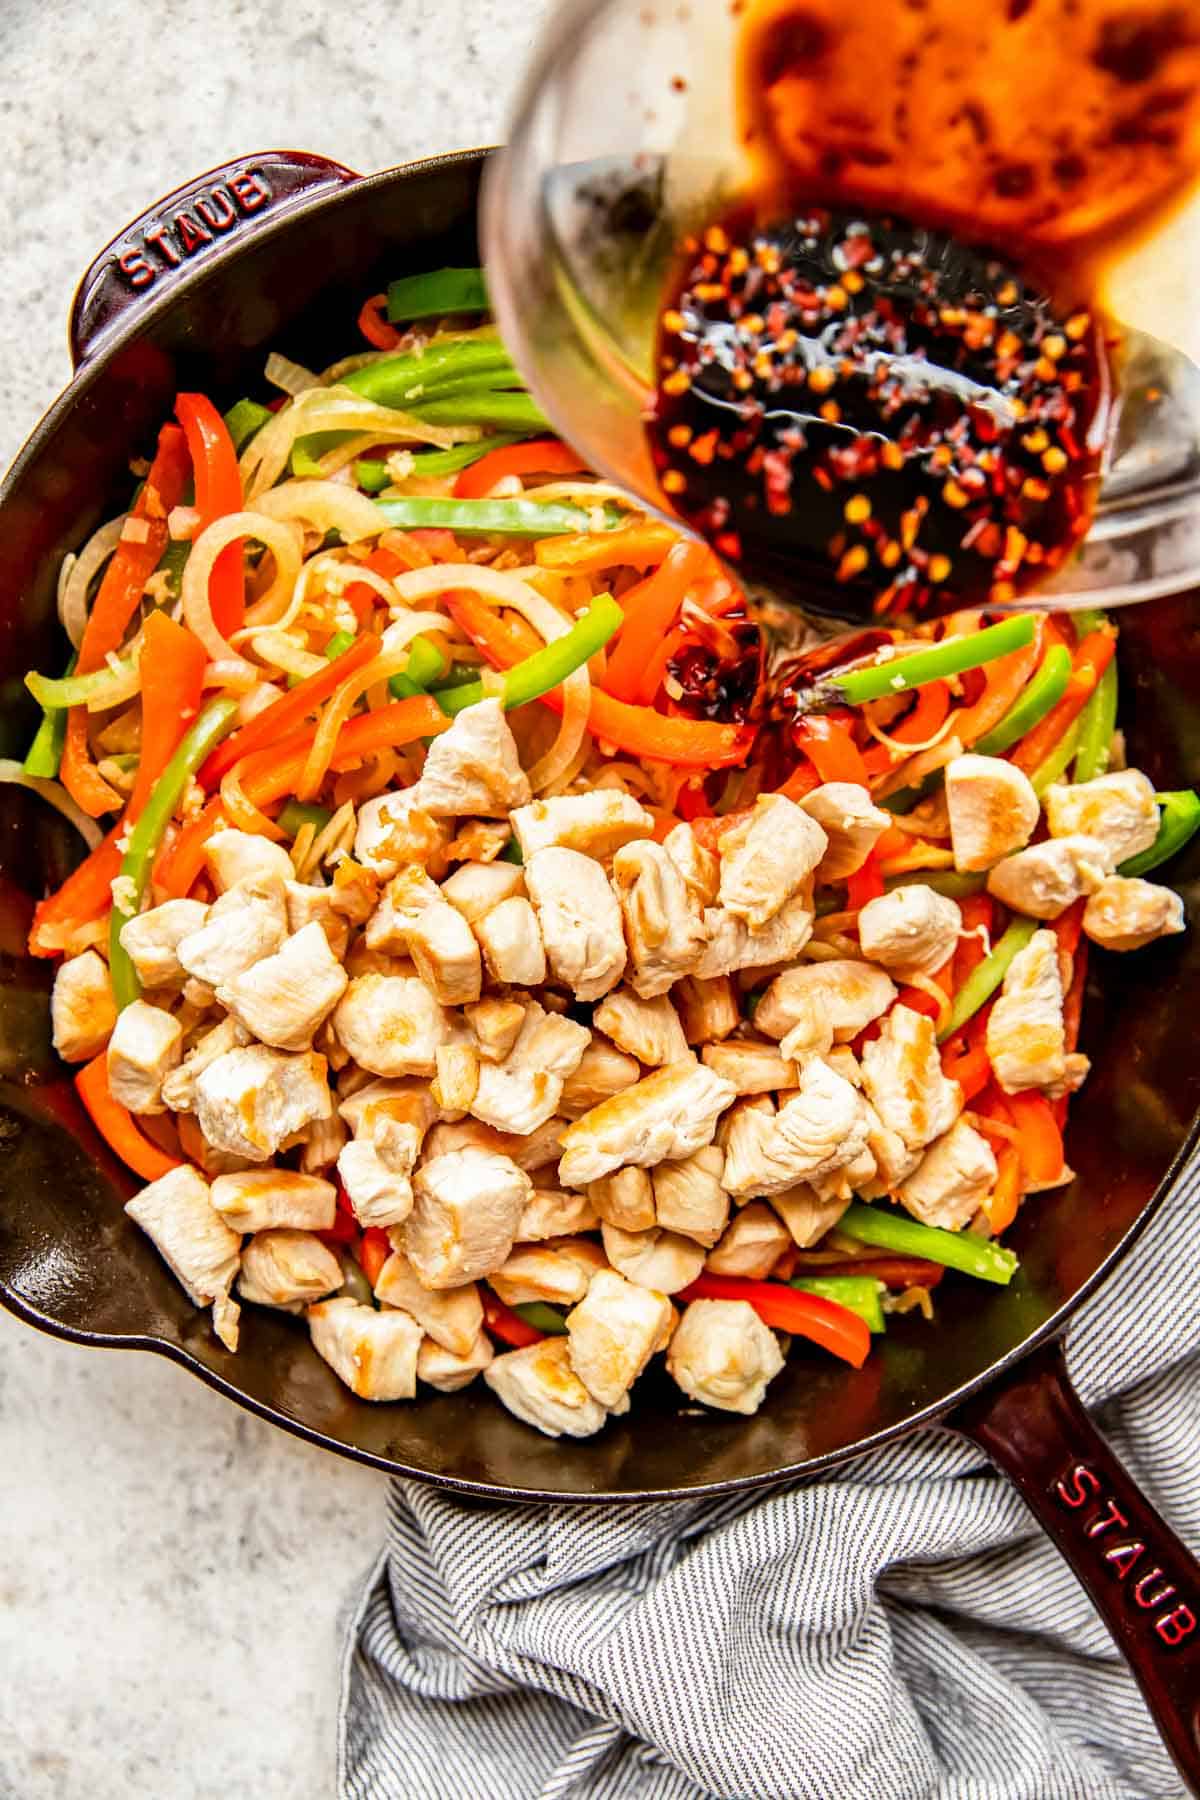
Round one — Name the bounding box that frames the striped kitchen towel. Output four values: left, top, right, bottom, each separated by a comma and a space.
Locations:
339, 1157, 1200, 1800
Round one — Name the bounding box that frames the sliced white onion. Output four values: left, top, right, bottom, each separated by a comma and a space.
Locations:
380, 611, 462, 656
251, 479, 385, 546
58, 516, 125, 649
239, 385, 478, 499
874, 735, 965, 801
0, 760, 102, 849
249, 631, 327, 682
265, 351, 320, 396
183, 512, 303, 677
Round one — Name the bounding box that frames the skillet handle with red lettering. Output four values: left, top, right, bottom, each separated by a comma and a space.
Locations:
956, 1340, 1200, 1795
68, 150, 359, 366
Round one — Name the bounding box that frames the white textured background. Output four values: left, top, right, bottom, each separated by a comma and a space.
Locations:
0, 2, 546, 1795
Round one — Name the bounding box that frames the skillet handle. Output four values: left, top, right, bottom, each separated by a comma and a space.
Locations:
68, 150, 359, 367
956, 1339, 1200, 1794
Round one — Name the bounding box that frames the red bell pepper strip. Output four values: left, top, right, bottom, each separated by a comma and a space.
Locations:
344, 545, 407, 621
482, 1289, 545, 1348
126, 611, 208, 821
807, 1256, 945, 1289
984, 1146, 1024, 1234
1010, 630, 1117, 774
75, 1053, 181, 1182
198, 633, 380, 788
678, 1273, 871, 1367
357, 294, 402, 350
176, 393, 246, 635
794, 714, 871, 786
603, 540, 712, 702
156, 797, 226, 899
453, 437, 587, 499
1004, 1091, 1066, 1187
235, 694, 449, 810
846, 850, 886, 910
356, 1227, 391, 1288
27, 827, 124, 957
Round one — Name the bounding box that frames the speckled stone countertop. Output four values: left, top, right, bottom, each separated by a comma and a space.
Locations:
0, 3, 545, 1794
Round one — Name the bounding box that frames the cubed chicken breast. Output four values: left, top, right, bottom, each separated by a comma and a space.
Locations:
525, 847, 627, 1001
161, 1015, 249, 1112
986, 928, 1077, 1096
859, 1101, 922, 1195
588, 1164, 656, 1233
176, 874, 289, 988
354, 789, 449, 880
283, 881, 351, 959
333, 974, 450, 1079
51, 949, 117, 1062
705, 1202, 792, 1278
375, 1248, 483, 1356
366, 868, 483, 1005
1083, 876, 1186, 953
204, 828, 293, 893
559, 1038, 641, 1118
701, 1040, 798, 1095
194, 1045, 332, 1161
987, 835, 1114, 919
945, 754, 1040, 872
898, 1119, 998, 1230
210, 1168, 336, 1233
714, 1095, 776, 1198
421, 1116, 566, 1174
440, 860, 525, 925
218, 921, 348, 1052
723, 1058, 871, 1198
329, 857, 382, 924
1044, 769, 1160, 866
652, 1144, 729, 1245
473, 896, 546, 987
465, 997, 527, 1064
338, 1078, 435, 1170
517, 1186, 599, 1241
337, 1140, 414, 1228
674, 974, 740, 1045
484, 1336, 610, 1438
471, 1003, 591, 1136
861, 1005, 962, 1152
769, 1182, 853, 1248
417, 1330, 494, 1392
666, 1298, 785, 1415
432, 1043, 480, 1116
694, 888, 817, 980
594, 987, 690, 1066
756, 960, 896, 1044
301, 1110, 349, 1173
557, 1060, 736, 1187
801, 783, 891, 882
857, 887, 961, 975
403, 1147, 531, 1288
662, 822, 720, 909
611, 838, 707, 996
237, 1228, 343, 1309
417, 697, 531, 817
510, 790, 653, 861
117, 900, 208, 993
126, 1164, 242, 1317
106, 1000, 183, 1114
600, 1222, 706, 1293
489, 1244, 593, 1308
566, 1269, 673, 1408
717, 795, 827, 929
446, 819, 514, 864
308, 1297, 423, 1401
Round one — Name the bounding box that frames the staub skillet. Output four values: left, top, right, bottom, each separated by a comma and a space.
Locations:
2, 148, 1200, 1784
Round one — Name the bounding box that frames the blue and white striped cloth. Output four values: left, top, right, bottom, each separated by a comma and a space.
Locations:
339, 1158, 1200, 1800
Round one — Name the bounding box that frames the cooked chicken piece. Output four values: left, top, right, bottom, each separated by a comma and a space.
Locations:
490, 1243, 593, 1308
337, 1140, 413, 1228
404, 1147, 531, 1288
945, 754, 1040, 872
566, 1269, 673, 1408
417, 697, 531, 817
194, 1045, 332, 1161
126, 1166, 242, 1331
217, 921, 348, 1052
857, 887, 961, 976
445, 819, 513, 864
652, 1144, 729, 1246
329, 857, 383, 926
662, 822, 720, 908
177, 874, 289, 988
333, 974, 450, 1079
418, 1330, 494, 1392
465, 997, 527, 1064
209, 1168, 335, 1233
1044, 769, 1160, 865
209, 1291, 241, 1352
801, 783, 891, 882
1083, 876, 1186, 953
717, 795, 828, 928
343, 944, 416, 982
338, 1078, 435, 1171
354, 789, 449, 880
987, 835, 1114, 919
283, 880, 350, 958
776, 996, 835, 1062
116, 900, 208, 994
308, 1297, 423, 1401
237, 1228, 343, 1310
986, 928, 1079, 1096
723, 1058, 871, 1198
554, 1046, 636, 1129
365, 868, 483, 1005
769, 1183, 852, 1248
517, 1186, 599, 1241
471, 1003, 591, 1136
440, 860, 525, 925
611, 838, 707, 996
175, 1112, 253, 1179
375, 1248, 483, 1355
715, 1095, 775, 1195
824, 1044, 864, 1087
674, 973, 740, 1045
557, 1060, 736, 1187
694, 887, 817, 980
601, 1222, 706, 1293
204, 828, 293, 893
161, 1015, 249, 1112
861, 1005, 961, 1152
666, 1298, 784, 1415
432, 1043, 480, 1116
898, 1119, 998, 1230
594, 987, 690, 1067
484, 1336, 610, 1438
510, 791, 653, 861
757, 959, 897, 1044
859, 1100, 922, 1196
106, 1000, 183, 1114
548, 1235, 609, 1283
422, 1115, 566, 1173
473, 896, 547, 987
525, 847, 627, 1000
300, 1109, 348, 1174
705, 1202, 792, 1277
588, 1164, 657, 1232
809, 1135, 878, 1204
701, 1040, 798, 1095
361, 867, 440, 950
51, 949, 117, 1062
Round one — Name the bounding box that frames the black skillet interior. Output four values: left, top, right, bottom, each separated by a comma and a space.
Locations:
2, 150, 1199, 1498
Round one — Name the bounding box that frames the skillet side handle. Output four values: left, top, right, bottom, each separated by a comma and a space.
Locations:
68, 150, 359, 367
957, 1339, 1200, 1795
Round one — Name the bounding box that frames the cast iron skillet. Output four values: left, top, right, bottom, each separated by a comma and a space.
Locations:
2, 149, 1199, 1786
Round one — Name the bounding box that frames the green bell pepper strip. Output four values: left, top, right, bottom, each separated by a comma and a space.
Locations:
513, 1302, 569, 1335
1119, 790, 1200, 877
407, 391, 550, 432
388, 633, 450, 700
973, 644, 1073, 757
386, 267, 489, 322
278, 798, 334, 838
155, 538, 192, 600
885, 869, 986, 900
23, 653, 78, 777
355, 434, 527, 493
500, 836, 524, 865
1031, 719, 1082, 797
342, 341, 516, 409
26, 651, 140, 712
288, 627, 358, 688
1072, 653, 1119, 783
837, 1201, 1018, 1285
936, 914, 1039, 1043
435, 595, 624, 718
354, 458, 392, 494
375, 496, 624, 539
108, 699, 240, 1009
791, 1275, 886, 1333
828, 616, 1036, 707
223, 397, 273, 453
